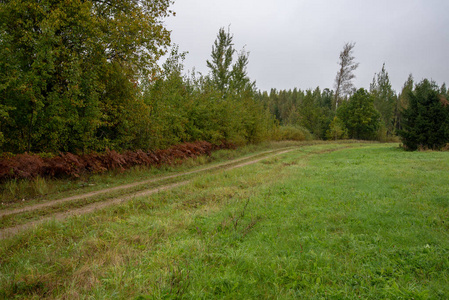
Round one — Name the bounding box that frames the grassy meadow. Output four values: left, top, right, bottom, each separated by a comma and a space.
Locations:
1, 142, 448, 299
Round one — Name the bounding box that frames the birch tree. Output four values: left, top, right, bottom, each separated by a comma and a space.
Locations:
334, 42, 359, 109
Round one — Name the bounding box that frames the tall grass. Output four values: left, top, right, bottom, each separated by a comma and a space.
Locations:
0, 141, 313, 206
1, 176, 48, 204
1, 143, 448, 299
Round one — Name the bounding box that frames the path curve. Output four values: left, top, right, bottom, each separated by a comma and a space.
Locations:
0, 148, 297, 239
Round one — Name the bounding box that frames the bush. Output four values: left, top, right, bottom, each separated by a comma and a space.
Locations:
275, 126, 314, 141
0, 141, 234, 181
326, 116, 348, 140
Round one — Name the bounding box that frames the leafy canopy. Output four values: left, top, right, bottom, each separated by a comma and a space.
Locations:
0, 0, 173, 153
338, 88, 380, 140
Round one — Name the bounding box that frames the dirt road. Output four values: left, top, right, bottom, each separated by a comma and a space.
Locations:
0, 147, 297, 239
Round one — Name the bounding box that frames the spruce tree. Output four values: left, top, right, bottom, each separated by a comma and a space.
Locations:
398, 79, 449, 150
206, 27, 235, 95
370, 63, 396, 135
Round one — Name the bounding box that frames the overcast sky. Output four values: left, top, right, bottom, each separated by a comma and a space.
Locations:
164, 0, 449, 93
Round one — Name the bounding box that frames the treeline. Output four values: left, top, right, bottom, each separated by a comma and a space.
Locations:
255, 42, 449, 148
0, 1, 275, 155
1, 1, 448, 156
141, 45, 276, 150
256, 58, 403, 141
257, 68, 449, 147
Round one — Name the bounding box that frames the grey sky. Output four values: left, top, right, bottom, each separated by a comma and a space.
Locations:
164, 0, 449, 93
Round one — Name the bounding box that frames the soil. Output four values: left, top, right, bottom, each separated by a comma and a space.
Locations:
0, 148, 295, 239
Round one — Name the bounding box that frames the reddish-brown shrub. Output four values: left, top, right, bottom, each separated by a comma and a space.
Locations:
101, 150, 127, 171
0, 141, 236, 181
43, 153, 84, 178
0, 153, 46, 179
82, 153, 107, 174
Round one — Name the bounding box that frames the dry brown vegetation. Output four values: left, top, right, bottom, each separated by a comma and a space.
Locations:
0, 141, 235, 181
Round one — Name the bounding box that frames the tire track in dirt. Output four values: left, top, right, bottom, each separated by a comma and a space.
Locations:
0, 147, 292, 218
0, 148, 298, 239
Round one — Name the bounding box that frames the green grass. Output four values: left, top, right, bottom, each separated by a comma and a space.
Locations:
0, 140, 308, 208
0, 142, 311, 228
1, 142, 448, 299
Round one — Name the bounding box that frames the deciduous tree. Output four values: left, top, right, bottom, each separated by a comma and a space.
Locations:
338, 88, 380, 140
206, 27, 235, 96
326, 116, 348, 140
334, 42, 359, 109
0, 0, 173, 153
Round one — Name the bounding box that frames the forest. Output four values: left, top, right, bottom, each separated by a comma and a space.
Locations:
1, 0, 449, 163
2, 2, 449, 298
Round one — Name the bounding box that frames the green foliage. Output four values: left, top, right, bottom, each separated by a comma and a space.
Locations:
275, 125, 313, 141
370, 63, 397, 135
143, 42, 276, 149
326, 116, 348, 140
259, 88, 304, 126
206, 27, 235, 95
398, 79, 449, 151
256, 87, 335, 140
229, 48, 255, 96
394, 74, 414, 133
0, 0, 172, 153
2, 144, 449, 298
4, 2, 424, 153
303, 88, 334, 138
338, 88, 381, 140
201, 27, 274, 145
143, 46, 191, 149
1, 11, 276, 154
206, 26, 255, 98
0, 104, 14, 147
298, 89, 322, 136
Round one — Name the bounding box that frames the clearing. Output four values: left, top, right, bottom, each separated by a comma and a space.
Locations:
1, 142, 448, 299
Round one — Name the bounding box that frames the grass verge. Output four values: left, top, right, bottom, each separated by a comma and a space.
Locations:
0, 140, 311, 208
0, 143, 308, 229
2, 142, 447, 299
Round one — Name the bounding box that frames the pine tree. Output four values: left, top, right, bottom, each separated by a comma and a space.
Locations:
370, 63, 396, 135
206, 27, 235, 96
398, 79, 449, 150
206, 27, 254, 98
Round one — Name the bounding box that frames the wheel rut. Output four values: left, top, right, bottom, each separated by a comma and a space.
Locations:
1, 147, 300, 239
